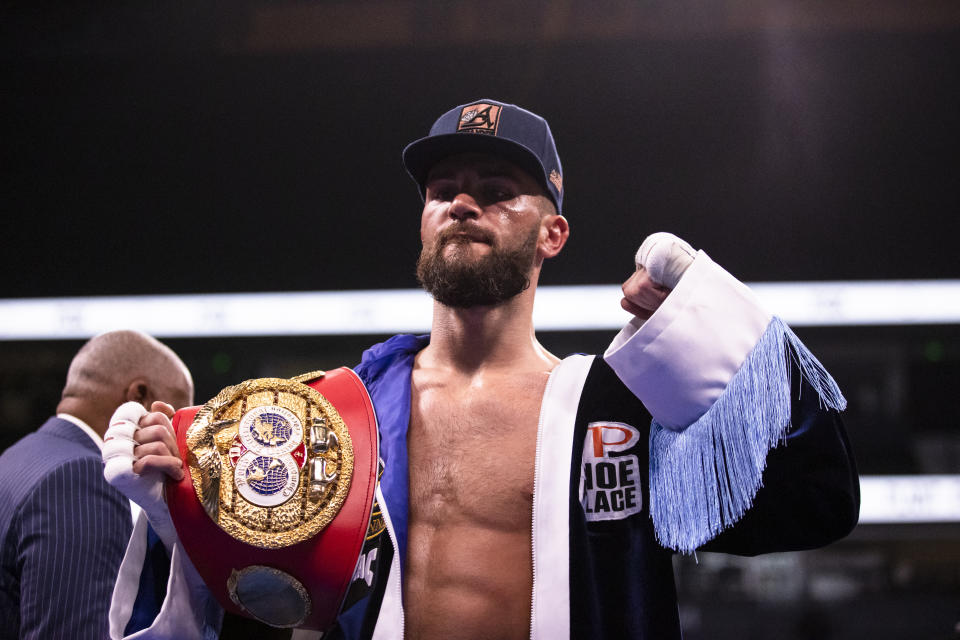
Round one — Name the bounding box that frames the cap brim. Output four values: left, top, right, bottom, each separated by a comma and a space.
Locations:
402, 133, 551, 203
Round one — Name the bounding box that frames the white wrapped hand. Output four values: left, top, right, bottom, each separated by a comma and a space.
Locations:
635, 231, 696, 289
621, 232, 698, 321
103, 401, 181, 554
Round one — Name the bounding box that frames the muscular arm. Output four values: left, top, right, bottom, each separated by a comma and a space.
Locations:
16, 458, 132, 638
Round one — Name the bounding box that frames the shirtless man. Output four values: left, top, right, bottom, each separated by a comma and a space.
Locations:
106, 99, 858, 640
404, 150, 572, 639
401, 108, 677, 639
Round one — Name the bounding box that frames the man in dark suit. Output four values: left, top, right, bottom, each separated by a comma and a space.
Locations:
0, 330, 193, 639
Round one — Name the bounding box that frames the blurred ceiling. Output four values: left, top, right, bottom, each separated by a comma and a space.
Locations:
5, 1, 960, 55
2, 1, 958, 297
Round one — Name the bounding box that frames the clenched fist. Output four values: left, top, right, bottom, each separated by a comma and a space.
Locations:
621, 232, 696, 320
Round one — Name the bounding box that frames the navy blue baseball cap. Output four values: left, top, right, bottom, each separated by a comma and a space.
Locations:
402, 99, 564, 213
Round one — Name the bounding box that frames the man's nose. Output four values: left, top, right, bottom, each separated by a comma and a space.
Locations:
448, 192, 481, 221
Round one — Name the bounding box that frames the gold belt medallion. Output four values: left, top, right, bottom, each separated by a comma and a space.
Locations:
184, 377, 354, 549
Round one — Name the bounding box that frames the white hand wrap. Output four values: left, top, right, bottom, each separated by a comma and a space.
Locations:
635, 232, 697, 289
103, 401, 179, 554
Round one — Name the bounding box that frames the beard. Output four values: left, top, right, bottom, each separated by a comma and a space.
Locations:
416, 223, 540, 308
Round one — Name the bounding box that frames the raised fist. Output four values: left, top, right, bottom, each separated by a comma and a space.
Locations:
621, 232, 696, 320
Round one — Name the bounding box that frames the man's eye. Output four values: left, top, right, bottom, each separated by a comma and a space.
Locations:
483, 186, 513, 202
429, 188, 454, 201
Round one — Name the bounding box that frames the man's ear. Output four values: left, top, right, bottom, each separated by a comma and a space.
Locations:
125, 379, 150, 408
538, 214, 570, 259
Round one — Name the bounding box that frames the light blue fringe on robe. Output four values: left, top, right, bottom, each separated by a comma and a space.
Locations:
648, 316, 846, 553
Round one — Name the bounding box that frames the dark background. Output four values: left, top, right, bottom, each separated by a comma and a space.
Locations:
3, 5, 958, 299
2, 2, 959, 638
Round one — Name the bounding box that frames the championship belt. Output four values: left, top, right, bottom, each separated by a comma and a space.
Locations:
165, 367, 379, 631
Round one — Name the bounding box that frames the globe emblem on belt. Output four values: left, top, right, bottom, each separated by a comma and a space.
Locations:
250, 413, 293, 449
235, 451, 301, 507
235, 405, 305, 507
239, 405, 304, 457
245, 456, 290, 496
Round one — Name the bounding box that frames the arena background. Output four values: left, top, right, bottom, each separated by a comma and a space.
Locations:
2, 2, 958, 638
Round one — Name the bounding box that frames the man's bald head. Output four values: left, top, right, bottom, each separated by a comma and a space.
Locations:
57, 330, 193, 436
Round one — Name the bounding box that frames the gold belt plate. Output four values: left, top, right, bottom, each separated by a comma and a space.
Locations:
184, 377, 354, 549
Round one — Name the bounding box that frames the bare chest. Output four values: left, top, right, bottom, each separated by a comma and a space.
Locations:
407, 373, 549, 529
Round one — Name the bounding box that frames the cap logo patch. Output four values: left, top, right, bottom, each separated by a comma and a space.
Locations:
549, 169, 563, 193
457, 103, 501, 136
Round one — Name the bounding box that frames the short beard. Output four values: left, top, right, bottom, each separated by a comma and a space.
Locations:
416, 224, 539, 308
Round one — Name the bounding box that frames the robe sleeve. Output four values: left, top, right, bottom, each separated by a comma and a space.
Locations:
604, 251, 858, 553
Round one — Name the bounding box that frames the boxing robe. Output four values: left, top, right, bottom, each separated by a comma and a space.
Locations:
109, 251, 859, 639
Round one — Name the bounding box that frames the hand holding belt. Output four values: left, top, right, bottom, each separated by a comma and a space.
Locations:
166, 367, 379, 631
103, 401, 181, 554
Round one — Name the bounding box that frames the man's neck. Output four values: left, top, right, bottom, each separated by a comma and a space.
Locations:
56, 397, 108, 440
422, 287, 558, 373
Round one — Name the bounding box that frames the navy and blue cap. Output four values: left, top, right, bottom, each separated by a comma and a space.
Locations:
402, 99, 564, 213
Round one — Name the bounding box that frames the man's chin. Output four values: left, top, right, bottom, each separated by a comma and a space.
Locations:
418, 225, 537, 308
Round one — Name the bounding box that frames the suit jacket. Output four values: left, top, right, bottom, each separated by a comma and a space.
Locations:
0, 417, 133, 639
